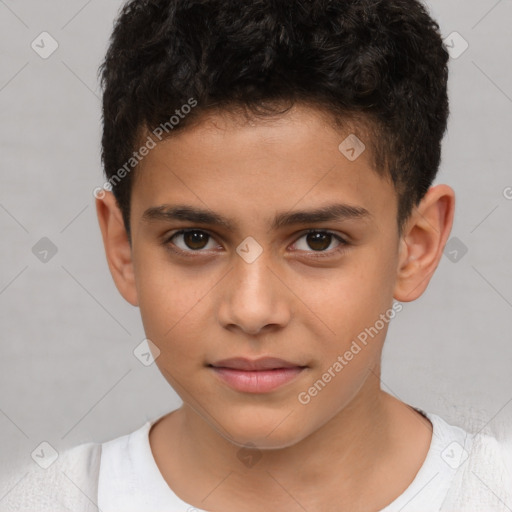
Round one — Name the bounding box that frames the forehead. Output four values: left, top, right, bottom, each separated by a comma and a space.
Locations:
131, 104, 397, 230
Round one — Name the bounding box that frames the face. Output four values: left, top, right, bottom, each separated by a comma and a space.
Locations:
126, 105, 403, 448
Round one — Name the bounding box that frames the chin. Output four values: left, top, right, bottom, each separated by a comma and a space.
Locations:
212, 407, 311, 450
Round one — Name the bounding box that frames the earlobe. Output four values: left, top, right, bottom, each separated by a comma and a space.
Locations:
95, 191, 139, 306
394, 185, 455, 302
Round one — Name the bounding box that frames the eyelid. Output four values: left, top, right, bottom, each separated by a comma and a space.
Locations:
296, 228, 348, 243
163, 228, 222, 255
289, 229, 349, 256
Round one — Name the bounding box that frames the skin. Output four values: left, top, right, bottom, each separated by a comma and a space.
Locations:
96, 104, 455, 512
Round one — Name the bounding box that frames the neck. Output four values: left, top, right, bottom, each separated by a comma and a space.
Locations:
150, 373, 432, 511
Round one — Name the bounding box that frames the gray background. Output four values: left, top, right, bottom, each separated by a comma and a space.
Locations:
0, 0, 511, 476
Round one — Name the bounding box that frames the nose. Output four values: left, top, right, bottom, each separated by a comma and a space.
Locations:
217, 252, 292, 336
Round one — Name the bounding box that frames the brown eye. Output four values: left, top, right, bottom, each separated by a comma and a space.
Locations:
169, 230, 217, 251
183, 231, 209, 250
292, 230, 346, 255
306, 232, 333, 251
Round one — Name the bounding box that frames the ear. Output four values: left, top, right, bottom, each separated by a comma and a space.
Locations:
394, 184, 455, 302
96, 191, 138, 306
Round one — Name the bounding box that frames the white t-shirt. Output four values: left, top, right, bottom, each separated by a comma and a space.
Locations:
97, 411, 475, 512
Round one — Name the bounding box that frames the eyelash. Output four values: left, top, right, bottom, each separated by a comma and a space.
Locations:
162, 229, 349, 259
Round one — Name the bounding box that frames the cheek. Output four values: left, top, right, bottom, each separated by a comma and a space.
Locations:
354, 237, 398, 303
133, 250, 203, 348
295, 264, 395, 422
138, 280, 206, 383
300, 247, 397, 338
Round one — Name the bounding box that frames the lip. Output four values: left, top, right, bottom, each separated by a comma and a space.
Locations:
208, 357, 307, 393
210, 357, 304, 371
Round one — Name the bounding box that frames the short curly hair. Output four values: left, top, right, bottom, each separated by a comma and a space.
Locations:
99, 0, 449, 237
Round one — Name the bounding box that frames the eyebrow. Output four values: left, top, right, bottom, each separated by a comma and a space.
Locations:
142, 203, 371, 231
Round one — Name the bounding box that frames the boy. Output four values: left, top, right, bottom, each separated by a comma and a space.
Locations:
2, 0, 511, 511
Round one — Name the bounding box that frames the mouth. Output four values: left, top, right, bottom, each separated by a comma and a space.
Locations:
207, 357, 308, 393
